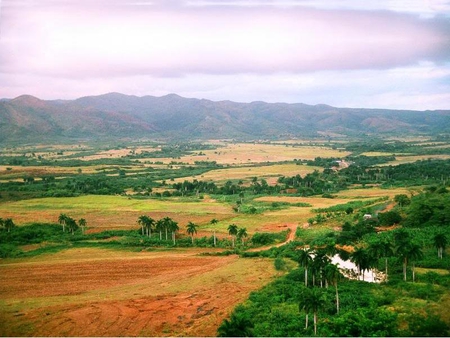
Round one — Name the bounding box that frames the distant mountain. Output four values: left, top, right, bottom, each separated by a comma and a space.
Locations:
1, 93, 449, 144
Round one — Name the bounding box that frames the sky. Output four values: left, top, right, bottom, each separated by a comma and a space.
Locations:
0, 0, 449, 110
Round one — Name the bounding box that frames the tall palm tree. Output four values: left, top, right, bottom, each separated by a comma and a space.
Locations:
137, 215, 147, 236
397, 241, 423, 282
351, 246, 372, 281
169, 219, 179, 245
58, 213, 68, 232
369, 239, 394, 282
312, 251, 330, 287
324, 263, 342, 314
228, 224, 238, 248
156, 219, 164, 240
162, 216, 172, 240
297, 248, 313, 287
210, 218, 218, 246
186, 221, 198, 244
433, 233, 447, 259
237, 227, 248, 246
299, 287, 326, 335
78, 218, 87, 234
65, 217, 78, 235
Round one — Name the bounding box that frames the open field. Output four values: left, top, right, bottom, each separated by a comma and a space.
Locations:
134, 143, 349, 165
0, 247, 279, 336
170, 163, 322, 185
0, 195, 235, 233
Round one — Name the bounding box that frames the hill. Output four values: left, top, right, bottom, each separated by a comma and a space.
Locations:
1, 93, 449, 144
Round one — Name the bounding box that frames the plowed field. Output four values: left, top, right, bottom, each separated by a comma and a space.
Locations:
0, 248, 278, 336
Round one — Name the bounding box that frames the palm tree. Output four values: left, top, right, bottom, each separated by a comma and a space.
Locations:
138, 215, 155, 238
324, 263, 342, 314
378, 239, 394, 282
137, 215, 147, 236
237, 227, 248, 246
58, 213, 68, 232
312, 251, 330, 287
78, 218, 87, 234
0, 218, 4, 230
397, 241, 423, 282
162, 216, 172, 240
433, 233, 447, 259
228, 224, 238, 248
299, 287, 326, 335
65, 217, 78, 235
4, 218, 15, 233
350, 247, 369, 281
297, 248, 313, 287
156, 219, 164, 240
210, 218, 218, 246
186, 221, 198, 244
168, 219, 179, 245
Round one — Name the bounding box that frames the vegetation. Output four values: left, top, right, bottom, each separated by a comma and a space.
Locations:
2, 137, 450, 336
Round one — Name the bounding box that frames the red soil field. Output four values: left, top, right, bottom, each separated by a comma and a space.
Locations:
0, 248, 278, 337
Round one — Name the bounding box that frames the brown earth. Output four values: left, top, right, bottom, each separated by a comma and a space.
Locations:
0, 248, 278, 337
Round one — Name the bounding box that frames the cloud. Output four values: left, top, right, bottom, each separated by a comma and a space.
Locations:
1, 1, 449, 79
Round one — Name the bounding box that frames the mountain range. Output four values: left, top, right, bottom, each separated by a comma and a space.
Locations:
1, 92, 449, 144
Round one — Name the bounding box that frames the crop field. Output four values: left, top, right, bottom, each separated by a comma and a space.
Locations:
0, 247, 279, 337
0, 195, 235, 233
170, 163, 322, 185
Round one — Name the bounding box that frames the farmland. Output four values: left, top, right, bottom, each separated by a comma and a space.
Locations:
1, 137, 450, 336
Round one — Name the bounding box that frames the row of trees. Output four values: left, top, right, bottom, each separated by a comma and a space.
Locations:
58, 214, 87, 234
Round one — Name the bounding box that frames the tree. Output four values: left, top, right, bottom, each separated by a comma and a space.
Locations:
299, 287, 327, 335
66, 217, 78, 235
237, 227, 248, 246
78, 218, 87, 234
217, 311, 254, 337
210, 218, 218, 246
168, 219, 179, 245
433, 233, 447, 259
186, 221, 198, 245
394, 194, 410, 207
369, 239, 394, 282
397, 242, 423, 282
156, 219, 164, 240
228, 224, 238, 248
297, 248, 313, 287
324, 263, 342, 314
0, 218, 4, 230
4, 218, 15, 233
138, 215, 155, 238
58, 213, 68, 232
350, 247, 369, 281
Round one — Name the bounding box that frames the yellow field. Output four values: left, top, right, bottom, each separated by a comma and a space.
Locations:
334, 187, 415, 199
381, 154, 450, 166
170, 164, 322, 184
134, 143, 350, 165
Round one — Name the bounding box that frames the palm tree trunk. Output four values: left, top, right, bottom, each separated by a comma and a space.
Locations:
385, 257, 389, 282
305, 314, 308, 329
335, 283, 339, 314
165, 228, 168, 240
314, 311, 317, 335
412, 262, 415, 282
403, 258, 407, 281
214, 230, 216, 246
305, 268, 308, 287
